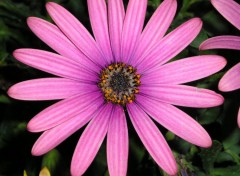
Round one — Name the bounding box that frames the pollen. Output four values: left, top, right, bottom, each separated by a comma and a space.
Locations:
98, 63, 141, 106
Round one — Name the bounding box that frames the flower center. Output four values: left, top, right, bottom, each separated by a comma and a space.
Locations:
98, 63, 141, 105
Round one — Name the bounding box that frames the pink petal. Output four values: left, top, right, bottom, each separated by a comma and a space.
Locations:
130, 0, 177, 65
31, 100, 103, 156
7, 78, 96, 101
211, 0, 240, 30
108, 0, 125, 62
136, 18, 202, 73
87, 0, 113, 64
238, 107, 240, 128
27, 17, 99, 73
46, 2, 106, 66
71, 104, 113, 176
121, 0, 147, 63
13, 49, 97, 82
107, 106, 128, 176
27, 92, 102, 132
140, 84, 224, 108
141, 55, 227, 85
200, 36, 240, 51
127, 103, 177, 175
136, 95, 212, 148
219, 62, 240, 92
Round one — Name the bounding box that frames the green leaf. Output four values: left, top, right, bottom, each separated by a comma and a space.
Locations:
199, 140, 222, 173
42, 149, 60, 173
202, 11, 229, 34
178, 156, 195, 172
225, 150, 240, 165
223, 129, 240, 150
196, 72, 224, 89
165, 131, 175, 141
0, 121, 26, 148
129, 138, 145, 163
216, 151, 236, 164
197, 107, 221, 125
0, 95, 11, 104
189, 146, 199, 156
148, 0, 161, 9
210, 166, 240, 176
0, 0, 42, 18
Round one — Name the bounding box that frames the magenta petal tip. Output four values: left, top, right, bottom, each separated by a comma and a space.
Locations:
238, 108, 240, 128
31, 141, 50, 156
12, 49, 20, 58
45, 2, 60, 13
46, 1, 56, 7
211, 0, 240, 30
199, 40, 207, 51
27, 121, 36, 133
31, 143, 43, 156
190, 17, 202, 27
26, 16, 34, 25
12, 49, 25, 61
218, 62, 240, 92
216, 94, 225, 106
200, 135, 212, 148
7, 86, 15, 99
26, 16, 41, 28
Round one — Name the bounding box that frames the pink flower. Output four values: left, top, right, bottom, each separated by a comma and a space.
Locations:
8, 0, 225, 175
200, 0, 240, 127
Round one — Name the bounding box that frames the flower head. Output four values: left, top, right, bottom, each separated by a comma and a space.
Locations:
8, 0, 225, 175
200, 0, 240, 126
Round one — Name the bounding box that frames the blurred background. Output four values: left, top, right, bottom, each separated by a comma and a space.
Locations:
0, 0, 240, 175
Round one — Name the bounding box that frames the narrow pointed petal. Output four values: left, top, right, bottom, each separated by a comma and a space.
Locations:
27, 92, 102, 132
121, 0, 147, 63
238, 108, 240, 128
219, 62, 240, 92
13, 49, 97, 82
71, 104, 113, 176
136, 18, 202, 73
136, 95, 212, 147
27, 17, 99, 72
31, 100, 102, 156
141, 55, 226, 85
107, 106, 128, 176
87, 0, 113, 63
127, 103, 177, 175
46, 2, 106, 66
108, 0, 125, 62
7, 78, 96, 101
140, 85, 224, 108
130, 0, 177, 64
211, 0, 240, 30
27, 17, 79, 61
200, 36, 240, 51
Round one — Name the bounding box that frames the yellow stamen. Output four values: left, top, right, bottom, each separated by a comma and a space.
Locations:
98, 62, 141, 106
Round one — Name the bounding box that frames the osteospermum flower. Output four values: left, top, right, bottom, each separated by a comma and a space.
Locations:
200, 0, 240, 126
8, 0, 226, 175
